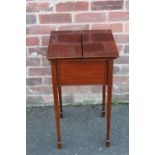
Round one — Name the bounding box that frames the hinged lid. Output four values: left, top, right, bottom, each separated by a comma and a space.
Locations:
47, 31, 82, 59
82, 30, 119, 58
47, 30, 119, 60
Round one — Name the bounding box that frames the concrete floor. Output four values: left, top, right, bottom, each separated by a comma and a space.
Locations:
26, 104, 129, 155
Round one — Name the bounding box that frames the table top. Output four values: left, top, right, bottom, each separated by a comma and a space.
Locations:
47, 30, 119, 60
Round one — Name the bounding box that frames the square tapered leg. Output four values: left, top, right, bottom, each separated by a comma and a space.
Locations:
101, 85, 106, 117
106, 60, 113, 147
51, 61, 62, 149
58, 86, 63, 118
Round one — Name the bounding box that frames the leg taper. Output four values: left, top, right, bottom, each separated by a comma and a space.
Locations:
101, 85, 106, 117
58, 86, 63, 118
51, 61, 62, 149
106, 60, 113, 147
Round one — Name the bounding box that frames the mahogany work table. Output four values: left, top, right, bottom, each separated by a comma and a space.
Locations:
47, 30, 119, 149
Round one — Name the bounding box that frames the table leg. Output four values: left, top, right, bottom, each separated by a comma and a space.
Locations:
101, 85, 106, 117
106, 60, 113, 147
51, 61, 62, 149
58, 86, 63, 118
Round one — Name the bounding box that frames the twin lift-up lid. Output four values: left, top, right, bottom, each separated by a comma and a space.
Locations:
47, 30, 119, 60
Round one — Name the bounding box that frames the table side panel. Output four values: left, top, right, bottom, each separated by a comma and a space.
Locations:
57, 59, 108, 85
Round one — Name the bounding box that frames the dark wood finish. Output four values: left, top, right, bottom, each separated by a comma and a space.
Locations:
47, 31, 82, 60
106, 60, 113, 147
101, 85, 106, 117
47, 30, 119, 149
57, 59, 107, 85
47, 30, 118, 60
51, 61, 62, 149
58, 86, 63, 118
81, 30, 118, 59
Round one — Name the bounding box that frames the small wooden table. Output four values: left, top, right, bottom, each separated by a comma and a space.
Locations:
47, 30, 119, 149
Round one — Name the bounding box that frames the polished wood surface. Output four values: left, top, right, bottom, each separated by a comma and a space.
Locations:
47, 30, 119, 149
106, 60, 113, 147
57, 59, 107, 85
47, 30, 118, 60
82, 30, 118, 58
51, 61, 62, 149
47, 31, 82, 59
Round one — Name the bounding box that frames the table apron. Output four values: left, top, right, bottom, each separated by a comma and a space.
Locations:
56, 59, 108, 85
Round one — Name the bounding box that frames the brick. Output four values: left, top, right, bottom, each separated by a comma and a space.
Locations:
26, 57, 41, 66
113, 76, 128, 84
56, 1, 88, 12
90, 86, 101, 93
39, 14, 71, 24
113, 76, 129, 93
114, 34, 129, 43
26, 78, 42, 86
124, 22, 129, 32
124, 45, 129, 54
26, 48, 29, 57
117, 45, 123, 53
114, 56, 129, 64
27, 26, 55, 35
41, 57, 50, 66
27, 86, 52, 95
58, 24, 89, 31
91, 23, 123, 32
26, 14, 37, 24
112, 94, 129, 102
63, 86, 91, 94
63, 95, 74, 104
26, 37, 39, 46
27, 95, 53, 106
42, 96, 53, 105
26, 96, 45, 105
28, 67, 51, 76
26, 0, 129, 105
108, 11, 129, 21
125, 1, 129, 10
114, 66, 120, 74
28, 47, 48, 57
41, 36, 50, 46
26, 2, 53, 12
120, 65, 129, 74
43, 77, 51, 85
91, 0, 123, 10
75, 13, 106, 23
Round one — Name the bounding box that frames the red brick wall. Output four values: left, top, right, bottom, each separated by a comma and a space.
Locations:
26, 0, 129, 106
